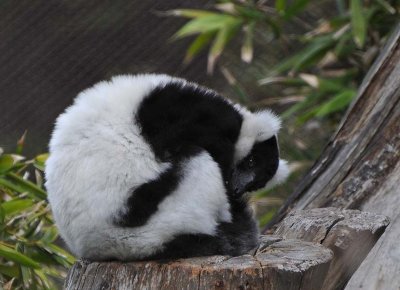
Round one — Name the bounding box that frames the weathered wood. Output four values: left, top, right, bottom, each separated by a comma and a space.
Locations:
274, 208, 389, 290
64, 235, 332, 290
345, 163, 400, 290
265, 24, 400, 228
264, 24, 400, 290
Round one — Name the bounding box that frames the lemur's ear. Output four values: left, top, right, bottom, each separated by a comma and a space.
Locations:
234, 110, 281, 162
252, 110, 281, 141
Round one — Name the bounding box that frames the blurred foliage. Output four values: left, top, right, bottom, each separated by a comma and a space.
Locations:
169, 0, 399, 227
0, 134, 74, 290
169, 0, 399, 122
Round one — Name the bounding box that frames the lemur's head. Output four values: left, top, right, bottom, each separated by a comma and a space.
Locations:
231, 109, 289, 195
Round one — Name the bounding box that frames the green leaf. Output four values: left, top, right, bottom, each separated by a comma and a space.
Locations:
374, 0, 396, 14
275, 0, 287, 14
184, 31, 215, 63
264, 16, 281, 38
0, 177, 28, 194
282, 91, 326, 118
20, 264, 33, 289
350, 0, 367, 47
318, 78, 346, 93
34, 153, 49, 171
40, 226, 59, 244
172, 14, 238, 39
259, 208, 278, 227
234, 5, 266, 21
2, 199, 34, 216
207, 18, 242, 73
284, 0, 310, 19
334, 31, 353, 57
268, 36, 335, 76
315, 90, 356, 117
38, 242, 75, 266
0, 204, 5, 227
0, 154, 15, 174
5, 172, 47, 200
0, 264, 20, 278
292, 36, 336, 73
24, 219, 42, 239
33, 268, 52, 289
0, 243, 40, 269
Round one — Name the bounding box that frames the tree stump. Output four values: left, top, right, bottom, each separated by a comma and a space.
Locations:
274, 208, 389, 290
64, 235, 332, 290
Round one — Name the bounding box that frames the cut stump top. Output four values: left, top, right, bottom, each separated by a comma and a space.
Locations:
65, 235, 332, 290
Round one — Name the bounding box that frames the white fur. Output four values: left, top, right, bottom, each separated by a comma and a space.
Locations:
234, 109, 281, 163
46, 73, 288, 260
265, 159, 290, 189
46, 74, 231, 259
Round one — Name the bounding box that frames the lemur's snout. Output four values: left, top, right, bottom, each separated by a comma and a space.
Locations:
231, 169, 255, 195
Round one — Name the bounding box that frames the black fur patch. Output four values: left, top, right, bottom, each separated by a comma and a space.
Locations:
231, 136, 280, 195
115, 163, 180, 228
116, 82, 243, 228
137, 82, 243, 179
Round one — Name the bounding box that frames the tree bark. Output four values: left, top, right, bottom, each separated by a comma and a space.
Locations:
265, 23, 400, 228
264, 24, 400, 290
274, 208, 389, 290
64, 235, 332, 290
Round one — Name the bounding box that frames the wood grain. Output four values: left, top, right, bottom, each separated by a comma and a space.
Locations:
274, 208, 389, 290
64, 235, 332, 290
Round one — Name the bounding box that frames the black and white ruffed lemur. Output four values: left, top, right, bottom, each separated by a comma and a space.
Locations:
45, 74, 289, 261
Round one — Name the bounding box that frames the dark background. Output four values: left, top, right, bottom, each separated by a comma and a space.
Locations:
0, 0, 231, 155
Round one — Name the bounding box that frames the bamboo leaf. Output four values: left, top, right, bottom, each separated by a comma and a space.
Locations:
0, 243, 40, 269
0, 265, 20, 278
207, 19, 242, 73
34, 153, 49, 171
350, 0, 367, 47
0, 154, 15, 174
0, 177, 29, 194
276, 0, 287, 14
0, 204, 5, 227
38, 242, 75, 266
5, 172, 47, 200
2, 199, 34, 216
184, 31, 215, 63
234, 5, 266, 20
374, 0, 396, 14
40, 226, 59, 244
172, 14, 238, 39
282, 92, 326, 118
315, 90, 356, 117
284, 0, 310, 19
33, 268, 52, 289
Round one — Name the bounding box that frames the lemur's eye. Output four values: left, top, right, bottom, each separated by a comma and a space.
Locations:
248, 157, 254, 168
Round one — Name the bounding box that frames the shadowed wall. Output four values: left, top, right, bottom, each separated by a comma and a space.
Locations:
0, 0, 227, 155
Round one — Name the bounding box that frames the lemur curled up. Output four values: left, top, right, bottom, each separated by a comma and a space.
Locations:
45, 74, 289, 261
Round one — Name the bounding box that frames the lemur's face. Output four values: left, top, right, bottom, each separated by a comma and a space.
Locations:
231, 136, 280, 195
